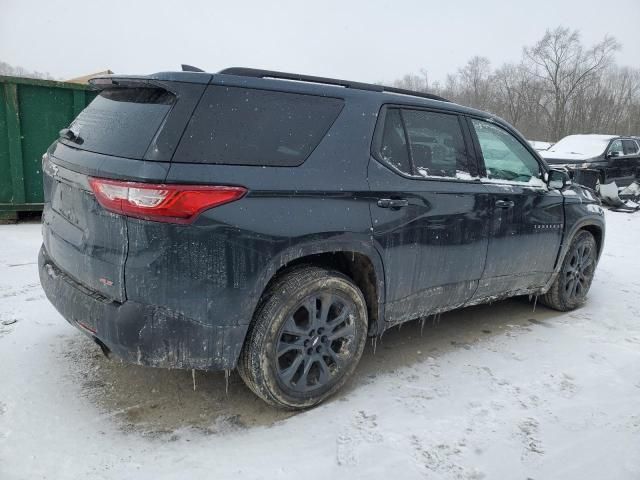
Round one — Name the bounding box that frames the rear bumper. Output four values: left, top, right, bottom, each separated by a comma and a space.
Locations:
38, 245, 247, 370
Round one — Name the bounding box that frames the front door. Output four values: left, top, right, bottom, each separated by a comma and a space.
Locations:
368, 107, 490, 325
466, 117, 564, 300
606, 139, 640, 186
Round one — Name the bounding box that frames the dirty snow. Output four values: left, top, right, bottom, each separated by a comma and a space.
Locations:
1, 212, 640, 479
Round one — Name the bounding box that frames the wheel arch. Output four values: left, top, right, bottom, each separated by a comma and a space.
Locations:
580, 224, 604, 258
542, 216, 604, 296
556, 216, 605, 273
254, 240, 386, 337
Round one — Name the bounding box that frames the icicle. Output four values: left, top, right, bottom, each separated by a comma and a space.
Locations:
372, 336, 377, 355
532, 295, 538, 312
192, 369, 196, 391
224, 369, 230, 395
420, 317, 426, 336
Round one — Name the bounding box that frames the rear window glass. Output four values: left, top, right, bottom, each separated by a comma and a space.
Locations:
64, 87, 175, 159
173, 86, 344, 166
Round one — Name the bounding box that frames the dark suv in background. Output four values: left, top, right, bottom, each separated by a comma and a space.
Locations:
39, 67, 605, 409
540, 134, 640, 189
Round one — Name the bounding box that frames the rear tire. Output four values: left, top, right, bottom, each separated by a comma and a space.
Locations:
238, 266, 368, 409
540, 230, 597, 311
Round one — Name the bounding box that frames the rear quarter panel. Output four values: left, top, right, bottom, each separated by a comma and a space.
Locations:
124, 91, 382, 329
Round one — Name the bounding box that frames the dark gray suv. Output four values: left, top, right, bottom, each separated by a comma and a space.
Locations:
39, 67, 605, 409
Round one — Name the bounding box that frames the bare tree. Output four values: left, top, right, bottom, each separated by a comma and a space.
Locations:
493, 63, 531, 128
391, 26, 639, 141
392, 73, 428, 92
0, 61, 54, 80
457, 56, 492, 110
523, 27, 619, 140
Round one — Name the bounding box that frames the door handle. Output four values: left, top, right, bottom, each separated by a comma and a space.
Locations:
377, 198, 409, 209
495, 199, 515, 209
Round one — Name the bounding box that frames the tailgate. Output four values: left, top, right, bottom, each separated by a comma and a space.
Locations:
42, 155, 128, 301
40, 78, 205, 301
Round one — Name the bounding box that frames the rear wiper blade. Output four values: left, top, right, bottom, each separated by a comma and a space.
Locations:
59, 128, 84, 145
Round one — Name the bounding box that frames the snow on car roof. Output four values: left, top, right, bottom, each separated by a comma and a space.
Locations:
541, 134, 617, 158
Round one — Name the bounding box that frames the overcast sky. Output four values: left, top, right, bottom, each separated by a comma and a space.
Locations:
2, 0, 639, 84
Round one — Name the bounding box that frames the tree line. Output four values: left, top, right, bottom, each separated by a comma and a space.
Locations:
0, 61, 54, 80
391, 27, 640, 142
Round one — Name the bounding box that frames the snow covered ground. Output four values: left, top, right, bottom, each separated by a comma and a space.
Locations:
1, 211, 639, 480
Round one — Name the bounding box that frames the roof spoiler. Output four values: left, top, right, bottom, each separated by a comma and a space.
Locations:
88, 76, 167, 90
181, 64, 205, 72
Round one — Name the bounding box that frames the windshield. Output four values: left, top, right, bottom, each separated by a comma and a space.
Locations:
546, 135, 611, 157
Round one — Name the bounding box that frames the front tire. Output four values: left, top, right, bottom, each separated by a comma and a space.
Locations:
541, 230, 598, 311
238, 266, 368, 409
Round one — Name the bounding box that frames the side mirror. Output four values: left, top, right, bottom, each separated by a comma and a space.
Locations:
607, 150, 621, 158
547, 168, 570, 190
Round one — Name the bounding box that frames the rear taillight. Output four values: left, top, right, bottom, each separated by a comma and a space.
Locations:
88, 178, 247, 224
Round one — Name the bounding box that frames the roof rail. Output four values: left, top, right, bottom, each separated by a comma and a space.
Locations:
382, 86, 449, 103
218, 67, 449, 102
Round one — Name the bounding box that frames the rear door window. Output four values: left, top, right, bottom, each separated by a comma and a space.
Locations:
376, 107, 473, 179
622, 139, 639, 155
64, 87, 175, 159
403, 109, 470, 178
174, 86, 344, 166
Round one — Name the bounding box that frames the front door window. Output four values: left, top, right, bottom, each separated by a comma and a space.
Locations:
470, 119, 544, 186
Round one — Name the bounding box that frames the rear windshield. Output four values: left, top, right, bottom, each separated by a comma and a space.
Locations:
62, 87, 175, 159
173, 86, 344, 166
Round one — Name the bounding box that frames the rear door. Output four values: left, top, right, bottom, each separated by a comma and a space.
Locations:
466, 117, 564, 299
369, 106, 490, 325
42, 79, 206, 300
606, 139, 627, 182
621, 139, 640, 184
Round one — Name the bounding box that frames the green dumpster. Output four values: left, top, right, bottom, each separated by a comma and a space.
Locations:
0, 75, 96, 219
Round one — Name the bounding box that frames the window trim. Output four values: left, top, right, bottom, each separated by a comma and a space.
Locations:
398, 109, 415, 175
466, 115, 548, 186
370, 104, 482, 183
